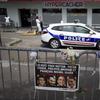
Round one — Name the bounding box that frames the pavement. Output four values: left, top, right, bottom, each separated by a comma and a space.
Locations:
1, 28, 41, 48
5, 38, 22, 47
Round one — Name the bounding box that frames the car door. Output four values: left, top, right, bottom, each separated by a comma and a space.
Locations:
73, 25, 95, 46
58, 25, 78, 45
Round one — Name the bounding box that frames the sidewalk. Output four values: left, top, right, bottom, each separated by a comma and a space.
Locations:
16, 27, 37, 36
2, 27, 40, 47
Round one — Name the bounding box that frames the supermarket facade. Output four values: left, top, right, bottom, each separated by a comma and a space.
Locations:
0, 0, 100, 27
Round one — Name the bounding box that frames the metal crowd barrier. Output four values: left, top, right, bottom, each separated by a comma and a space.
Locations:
0, 21, 16, 32
0, 47, 100, 100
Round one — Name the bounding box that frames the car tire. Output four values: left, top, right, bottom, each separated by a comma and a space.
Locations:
96, 41, 100, 49
49, 39, 61, 49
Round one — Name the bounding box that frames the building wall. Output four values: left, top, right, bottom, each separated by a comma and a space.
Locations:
0, 1, 100, 27
0, 2, 41, 27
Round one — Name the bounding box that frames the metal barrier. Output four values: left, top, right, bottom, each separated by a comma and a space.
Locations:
0, 47, 100, 100
0, 21, 16, 32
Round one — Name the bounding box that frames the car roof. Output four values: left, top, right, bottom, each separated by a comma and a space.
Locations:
49, 23, 86, 27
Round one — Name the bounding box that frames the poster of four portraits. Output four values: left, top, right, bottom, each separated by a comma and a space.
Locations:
34, 62, 80, 92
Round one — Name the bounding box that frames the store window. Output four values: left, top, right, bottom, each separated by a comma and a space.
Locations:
92, 9, 100, 25
43, 8, 62, 26
67, 9, 87, 24
0, 8, 7, 23
0, 8, 7, 15
30, 9, 38, 26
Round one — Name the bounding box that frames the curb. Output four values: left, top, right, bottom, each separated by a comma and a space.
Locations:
21, 30, 37, 36
16, 30, 37, 36
6, 38, 22, 46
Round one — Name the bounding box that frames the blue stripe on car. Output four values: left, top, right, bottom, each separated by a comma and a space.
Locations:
48, 31, 60, 39
48, 31, 100, 43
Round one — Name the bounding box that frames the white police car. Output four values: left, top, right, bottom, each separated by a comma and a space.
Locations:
41, 22, 100, 49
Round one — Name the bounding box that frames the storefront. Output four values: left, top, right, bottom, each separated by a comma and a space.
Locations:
0, 8, 7, 24
0, 0, 100, 27
43, 8, 62, 26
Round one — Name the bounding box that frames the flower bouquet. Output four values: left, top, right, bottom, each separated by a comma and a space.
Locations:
60, 47, 79, 65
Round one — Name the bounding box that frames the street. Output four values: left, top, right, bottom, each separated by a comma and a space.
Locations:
1, 29, 97, 50
1, 30, 41, 48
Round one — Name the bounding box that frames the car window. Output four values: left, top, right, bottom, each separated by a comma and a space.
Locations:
74, 26, 90, 34
52, 25, 74, 32
62, 25, 73, 32
52, 26, 62, 31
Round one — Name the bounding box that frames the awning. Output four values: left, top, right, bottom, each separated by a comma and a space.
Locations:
1, 0, 100, 3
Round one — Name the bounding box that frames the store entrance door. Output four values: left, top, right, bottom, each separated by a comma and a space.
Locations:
19, 9, 31, 27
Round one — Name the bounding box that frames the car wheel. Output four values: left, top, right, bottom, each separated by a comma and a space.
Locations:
97, 41, 100, 49
49, 39, 61, 49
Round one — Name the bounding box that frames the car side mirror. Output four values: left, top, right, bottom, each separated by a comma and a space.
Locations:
90, 31, 95, 35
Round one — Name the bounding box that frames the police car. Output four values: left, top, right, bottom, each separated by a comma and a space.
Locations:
41, 22, 100, 49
